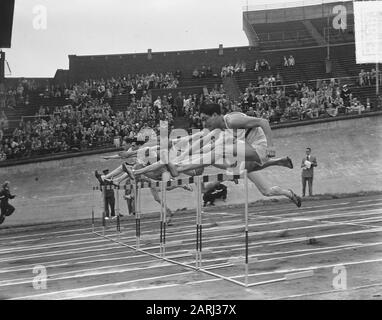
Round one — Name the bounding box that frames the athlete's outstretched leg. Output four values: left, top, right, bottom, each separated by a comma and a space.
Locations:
103, 166, 124, 179
174, 128, 223, 163
113, 172, 129, 184
246, 156, 293, 172
248, 171, 301, 207
183, 167, 204, 177
168, 137, 237, 176
123, 161, 166, 179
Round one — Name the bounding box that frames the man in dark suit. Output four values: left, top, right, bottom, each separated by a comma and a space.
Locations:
0, 181, 16, 225
102, 169, 116, 220
301, 147, 317, 197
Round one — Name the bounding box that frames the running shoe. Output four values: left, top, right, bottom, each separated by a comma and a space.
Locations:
289, 189, 302, 208
166, 163, 179, 177
95, 170, 103, 184
122, 163, 135, 180
285, 156, 293, 169
183, 185, 193, 192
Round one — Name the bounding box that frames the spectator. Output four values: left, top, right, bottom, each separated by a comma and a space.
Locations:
326, 103, 338, 117
275, 73, 283, 85
0, 181, 16, 225
377, 95, 382, 109
203, 182, 227, 206
241, 61, 247, 72
0, 111, 8, 130
200, 65, 207, 78
100, 169, 116, 220
340, 84, 352, 107
288, 55, 295, 67
301, 147, 317, 197
359, 69, 366, 86
283, 56, 289, 67
260, 59, 270, 71
254, 60, 259, 71
153, 96, 162, 111
206, 65, 213, 77
348, 97, 365, 114
175, 69, 182, 80
174, 92, 184, 117
0, 144, 6, 161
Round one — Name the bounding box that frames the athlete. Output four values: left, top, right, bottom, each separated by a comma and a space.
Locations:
122, 103, 301, 207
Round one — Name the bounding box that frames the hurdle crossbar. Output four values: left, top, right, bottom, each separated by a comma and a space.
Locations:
92, 170, 309, 288
160, 172, 171, 257
92, 173, 244, 191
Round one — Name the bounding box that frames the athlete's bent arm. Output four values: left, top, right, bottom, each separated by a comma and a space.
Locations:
226, 115, 275, 156
103, 153, 124, 160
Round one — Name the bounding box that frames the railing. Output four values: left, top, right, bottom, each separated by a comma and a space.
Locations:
257, 25, 354, 45
239, 73, 382, 94
0, 143, 120, 168
242, 0, 345, 12
258, 30, 312, 42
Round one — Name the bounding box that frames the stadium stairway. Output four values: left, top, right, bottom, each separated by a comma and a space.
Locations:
179, 76, 222, 90
301, 20, 326, 46
233, 44, 373, 93
150, 86, 204, 100
3, 93, 69, 131
109, 93, 130, 112
173, 116, 189, 130
222, 76, 241, 102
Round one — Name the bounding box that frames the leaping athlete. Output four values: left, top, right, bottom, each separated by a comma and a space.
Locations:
122, 103, 301, 207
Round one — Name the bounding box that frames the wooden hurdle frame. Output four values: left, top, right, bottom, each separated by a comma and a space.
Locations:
92, 170, 313, 287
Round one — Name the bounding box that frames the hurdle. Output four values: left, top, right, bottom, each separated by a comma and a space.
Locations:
91, 184, 125, 238
102, 184, 106, 235
91, 171, 250, 286
160, 172, 171, 257
91, 186, 95, 232
116, 184, 121, 238
191, 171, 250, 287
195, 175, 202, 269
133, 181, 142, 249
91, 170, 312, 288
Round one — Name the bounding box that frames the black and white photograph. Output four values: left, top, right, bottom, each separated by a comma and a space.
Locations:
0, 0, 381, 305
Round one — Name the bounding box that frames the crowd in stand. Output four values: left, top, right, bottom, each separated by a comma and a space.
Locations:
283, 55, 295, 67
57, 73, 179, 101
252, 55, 295, 72
0, 79, 38, 108
221, 61, 247, 77
254, 59, 271, 72
192, 65, 216, 78
1, 56, 381, 162
358, 68, 380, 86
236, 79, 378, 124
1, 73, 180, 108
0, 90, 175, 161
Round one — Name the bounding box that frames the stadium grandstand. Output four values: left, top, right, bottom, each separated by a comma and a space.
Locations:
1, 0, 382, 302
0, 0, 380, 164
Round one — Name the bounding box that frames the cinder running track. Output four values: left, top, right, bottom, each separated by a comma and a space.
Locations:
1, 194, 382, 300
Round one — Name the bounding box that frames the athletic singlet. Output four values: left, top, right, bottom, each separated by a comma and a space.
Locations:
125, 146, 158, 166
223, 112, 267, 147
